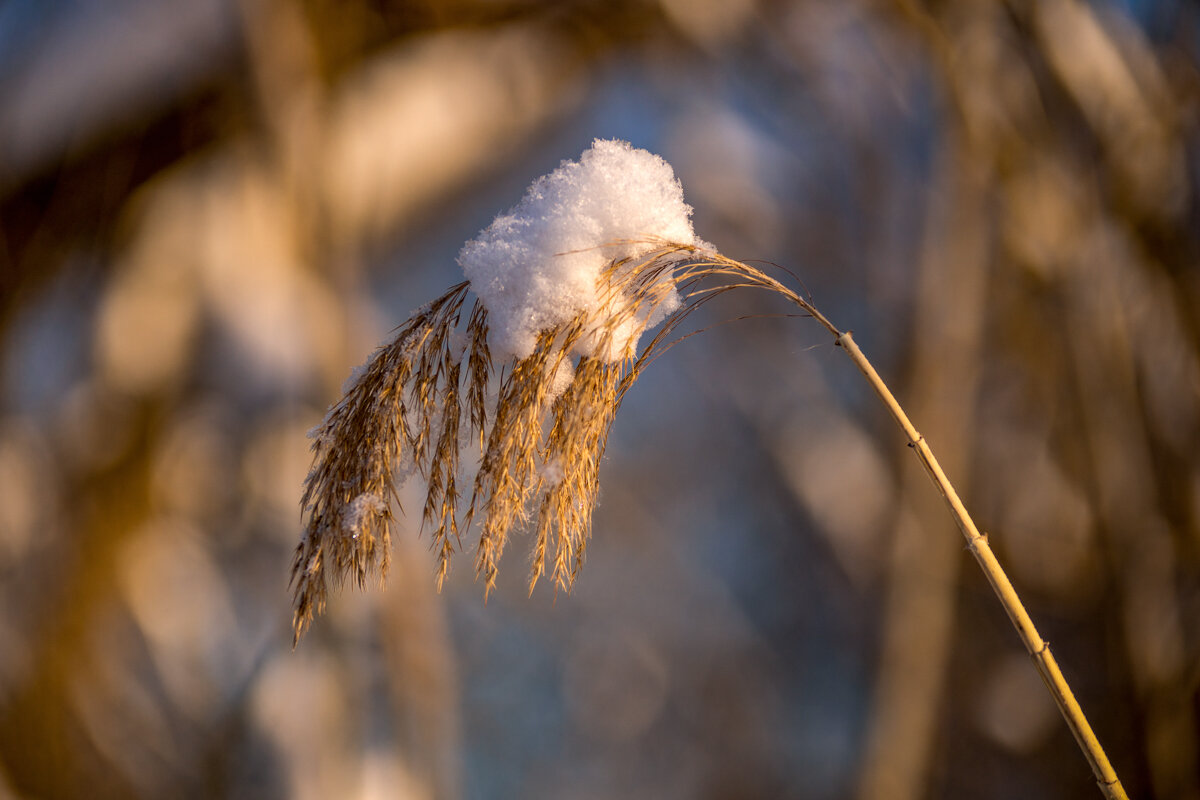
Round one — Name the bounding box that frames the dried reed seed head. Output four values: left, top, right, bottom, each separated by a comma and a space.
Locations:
292, 244, 809, 642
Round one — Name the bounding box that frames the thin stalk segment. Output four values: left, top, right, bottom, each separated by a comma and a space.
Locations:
834, 331, 1127, 800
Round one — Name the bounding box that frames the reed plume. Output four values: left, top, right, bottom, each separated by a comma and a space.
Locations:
292, 243, 788, 640
291, 138, 1126, 798
293, 246, 1127, 798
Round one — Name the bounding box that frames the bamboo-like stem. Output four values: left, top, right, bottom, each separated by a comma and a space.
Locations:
830, 329, 1128, 800
684, 263, 1118, 796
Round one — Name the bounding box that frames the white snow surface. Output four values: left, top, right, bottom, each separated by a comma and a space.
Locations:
345, 492, 386, 535
458, 139, 699, 362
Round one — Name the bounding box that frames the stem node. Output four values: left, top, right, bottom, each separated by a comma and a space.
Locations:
829, 324, 1127, 799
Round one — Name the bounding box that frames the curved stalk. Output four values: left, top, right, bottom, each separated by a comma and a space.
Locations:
832, 329, 1128, 800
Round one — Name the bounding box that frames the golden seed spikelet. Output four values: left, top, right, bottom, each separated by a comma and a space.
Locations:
292, 239, 811, 643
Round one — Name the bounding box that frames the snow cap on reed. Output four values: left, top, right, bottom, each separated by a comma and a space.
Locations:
458, 139, 698, 361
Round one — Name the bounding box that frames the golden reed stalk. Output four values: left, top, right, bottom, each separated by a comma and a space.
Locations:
293, 242, 1125, 799
832, 333, 1127, 800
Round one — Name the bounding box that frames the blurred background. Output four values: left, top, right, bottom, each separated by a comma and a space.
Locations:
1, 0, 1198, 798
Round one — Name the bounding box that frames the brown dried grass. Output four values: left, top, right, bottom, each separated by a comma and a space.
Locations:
291, 242, 810, 642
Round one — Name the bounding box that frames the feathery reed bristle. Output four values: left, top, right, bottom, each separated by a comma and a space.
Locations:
292, 244, 813, 642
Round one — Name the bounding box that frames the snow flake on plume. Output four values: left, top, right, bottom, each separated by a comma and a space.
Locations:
458, 139, 700, 361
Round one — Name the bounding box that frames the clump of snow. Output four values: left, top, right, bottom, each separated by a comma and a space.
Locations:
547, 357, 575, 401
345, 492, 387, 538
540, 456, 565, 485
459, 139, 700, 362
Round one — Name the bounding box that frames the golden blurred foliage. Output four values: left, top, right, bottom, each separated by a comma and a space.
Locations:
0, 1, 1198, 798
